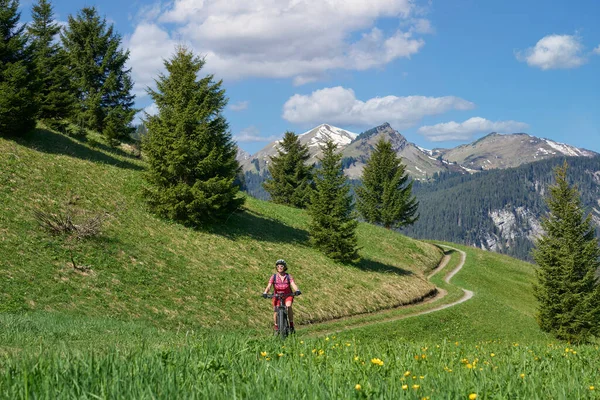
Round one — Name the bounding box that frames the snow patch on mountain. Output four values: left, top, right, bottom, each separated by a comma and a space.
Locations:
543, 139, 585, 157
300, 124, 357, 148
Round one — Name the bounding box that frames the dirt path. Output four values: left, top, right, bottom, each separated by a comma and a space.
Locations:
304, 245, 473, 336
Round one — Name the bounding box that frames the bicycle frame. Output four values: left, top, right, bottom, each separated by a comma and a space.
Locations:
265, 292, 297, 339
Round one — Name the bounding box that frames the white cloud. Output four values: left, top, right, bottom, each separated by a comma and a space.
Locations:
516, 34, 587, 70
417, 117, 530, 142
593, 45, 600, 55
230, 101, 249, 111
127, 0, 432, 95
234, 126, 279, 143
282, 86, 474, 129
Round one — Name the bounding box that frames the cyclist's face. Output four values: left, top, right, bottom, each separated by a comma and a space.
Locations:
276, 264, 285, 271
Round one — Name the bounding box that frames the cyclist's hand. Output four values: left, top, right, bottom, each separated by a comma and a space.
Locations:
262, 293, 268, 298
295, 290, 301, 296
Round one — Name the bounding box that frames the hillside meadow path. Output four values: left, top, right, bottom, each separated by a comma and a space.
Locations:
304, 245, 473, 337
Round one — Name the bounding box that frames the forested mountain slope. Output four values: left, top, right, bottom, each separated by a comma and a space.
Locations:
403, 156, 600, 261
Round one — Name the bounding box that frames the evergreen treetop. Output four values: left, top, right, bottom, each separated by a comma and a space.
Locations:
0, 0, 38, 136
356, 138, 419, 229
308, 140, 359, 263
143, 46, 243, 226
263, 131, 314, 208
532, 161, 600, 342
61, 7, 135, 142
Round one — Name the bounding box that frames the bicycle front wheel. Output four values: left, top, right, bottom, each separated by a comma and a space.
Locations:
277, 308, 288, 339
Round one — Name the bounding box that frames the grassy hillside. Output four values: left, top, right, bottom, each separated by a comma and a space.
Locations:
0, 128, 442, 330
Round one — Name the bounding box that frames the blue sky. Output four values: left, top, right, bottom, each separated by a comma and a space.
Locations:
21, 0, 600, 154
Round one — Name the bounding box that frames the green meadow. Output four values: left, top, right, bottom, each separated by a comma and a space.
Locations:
1, 129, 599, 399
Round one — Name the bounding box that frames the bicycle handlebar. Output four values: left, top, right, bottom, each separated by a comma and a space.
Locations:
263, 292, 300, 299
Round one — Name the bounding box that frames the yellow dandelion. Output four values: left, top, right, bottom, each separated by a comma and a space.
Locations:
300, 341, 304, 344
469, 394, 478, 400
300, 353, 304, 357
404, 371, 411, 376
414, 355, 420, 360
354, 356, 359, 361
346, 343, 351, 347
318, 349, 325, 356
355, 384, 361, 391
412, 384, 420, 389
421, 354, 427, 359
312, 349, 317, 353
260, 351, 268, 357
420, 376, 425, 379
266, 357, 271, 361
455, 341, 460, 346
402, 385, 408, 390
590, 386, 595, 390
520, 373, 525, 378
490, 353, 495, 357
325, 337, 330, 341
466, 364, 473, 369
370, 358, 384, 366
278, 353, 284, 357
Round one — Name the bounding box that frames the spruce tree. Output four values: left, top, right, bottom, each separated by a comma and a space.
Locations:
0, 0, 38, 136
143, 46, 244, 226
61, 7, 135, 143
356, 138, 419, 229
532, 161, 600, 343
27, 0, 73, 123
262, 131, 313, 208
308, 140, 359, 263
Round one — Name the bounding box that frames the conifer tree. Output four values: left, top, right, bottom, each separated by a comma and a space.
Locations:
308, 140, 359, 263
27, 0, 73, 123
263, 131, 313, 208
0, 0, 38, 136
61, 7, 135, 143
532, 161, 600, 342
356, 138, 419, 229
143, 46, 244, 226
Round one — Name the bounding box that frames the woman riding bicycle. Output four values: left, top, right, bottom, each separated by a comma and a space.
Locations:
262, 259, 301, 332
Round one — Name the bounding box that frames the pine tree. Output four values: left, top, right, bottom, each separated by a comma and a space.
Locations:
61, 7, 135, 143
0, 0, 38, 136
143, 46, 244, 226
356, 138, 419, 229
27, 0, 74, 123
262, 131, 313, 208
532, 161, 600, 343
308, 140, 359, 263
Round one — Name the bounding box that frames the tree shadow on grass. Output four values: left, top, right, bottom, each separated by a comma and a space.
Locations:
352, 257, 413, 276
17, 128, 143, 171
207, 208, 310, 245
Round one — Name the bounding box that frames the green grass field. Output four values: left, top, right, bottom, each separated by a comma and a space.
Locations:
1, 128, 598, 399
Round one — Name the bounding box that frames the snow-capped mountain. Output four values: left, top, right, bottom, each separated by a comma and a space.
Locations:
240, 124, 357, 174
432, 132, 598, 171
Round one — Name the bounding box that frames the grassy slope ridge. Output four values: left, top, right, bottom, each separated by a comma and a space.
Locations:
0, 129, 442, 330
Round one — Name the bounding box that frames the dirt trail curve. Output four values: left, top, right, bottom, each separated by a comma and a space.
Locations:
305, 245, 473, 336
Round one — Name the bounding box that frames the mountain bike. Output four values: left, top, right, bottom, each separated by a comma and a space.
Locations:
263, 292, 299, 339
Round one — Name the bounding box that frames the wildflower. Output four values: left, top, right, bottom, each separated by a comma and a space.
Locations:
346, 343, 351, 346
420, 376, 425, 379
312, 349, 317, 353
402, 385, 408, 390
355, 384, 361, 391
371, 358, 384, 366
490, 353, 495, 357
520, 373, 525, 378
469, 394, 478, 400
421, 354, 427, 359
466, 364, 473, 369
354, 356, 359, 361
318, 349, 325, 356
300, 341, 304, 344
278, 353, 284, 357
414, 355, 420, 360
404, 371, 411, 376
325, 337, 330, 341
455, 342, 459, 346
260, 351, 268, 357
412, 384, 420, 389
300, 353, 304, 357
590, 386, 595, 390
266, 357, 271, 361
